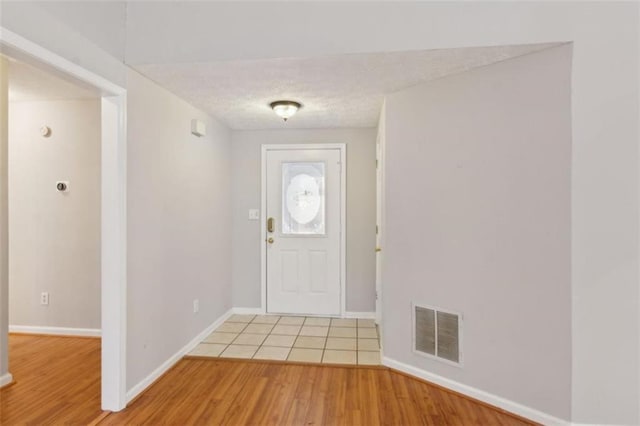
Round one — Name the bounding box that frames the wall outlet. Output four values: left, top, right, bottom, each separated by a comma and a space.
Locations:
40, 292, 49, 305
193, 299, 199, 313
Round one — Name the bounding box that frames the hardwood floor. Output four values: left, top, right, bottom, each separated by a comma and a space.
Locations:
102, 358, 535, 425
1, 334, 534, 425
0, 334, 103, 425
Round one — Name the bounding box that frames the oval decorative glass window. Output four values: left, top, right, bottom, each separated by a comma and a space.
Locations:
286, 174, 321, 224
282, 162, 325, 235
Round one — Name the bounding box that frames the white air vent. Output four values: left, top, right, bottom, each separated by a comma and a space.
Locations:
413, 303, 463, 366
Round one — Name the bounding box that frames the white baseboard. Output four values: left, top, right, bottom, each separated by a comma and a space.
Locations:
0, 372, 14, 388
125, 308, 234, 404
9, 325, 101, 337
343, 311, 376, 319
232, 307, 265, 315
232, 307, 376, 320
382, 356, 570, 426
233, 307, 378, 319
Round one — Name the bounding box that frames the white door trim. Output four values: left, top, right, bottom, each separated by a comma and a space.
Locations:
375, 102, 386, 326
0, 27, 128, 411
375, 131, 383, 325
261, 143, 346, 317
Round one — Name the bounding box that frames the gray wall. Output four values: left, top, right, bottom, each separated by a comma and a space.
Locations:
126, 69, 233, 390
382, 46, 572, 419
231, 128, 377, 313
9, 99, 101, 329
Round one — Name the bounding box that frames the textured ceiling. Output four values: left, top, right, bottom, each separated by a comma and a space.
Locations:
133, 43, 560, 130
7, 58, 99, 102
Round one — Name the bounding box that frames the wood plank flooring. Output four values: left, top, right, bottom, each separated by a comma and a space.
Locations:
0, 334, 103, 425
102, 358, 535, 425
1, 334, 535, 425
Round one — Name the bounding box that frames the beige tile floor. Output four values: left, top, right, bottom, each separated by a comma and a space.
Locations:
189, 314, 381, 366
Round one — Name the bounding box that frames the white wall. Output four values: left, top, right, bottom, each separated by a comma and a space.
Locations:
33, 2, 126, 61
126, 69, 233, 391
9, 99, 101, 330
0, 2, 127, 87
231, 128, 376, 313
383, 46, 573, 419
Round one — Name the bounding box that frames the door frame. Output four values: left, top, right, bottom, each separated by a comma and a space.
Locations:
260, 143, 346, 317
375, 131, 383, 325
0, 27, 128, 411
375, 103, 386, 326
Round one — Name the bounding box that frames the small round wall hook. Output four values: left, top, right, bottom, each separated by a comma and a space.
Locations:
56, 181, 69, 192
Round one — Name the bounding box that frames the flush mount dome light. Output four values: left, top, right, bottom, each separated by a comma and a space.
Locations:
270, 100, 301, 121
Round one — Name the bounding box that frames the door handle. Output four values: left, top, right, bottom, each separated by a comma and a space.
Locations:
267, 217, 275, 233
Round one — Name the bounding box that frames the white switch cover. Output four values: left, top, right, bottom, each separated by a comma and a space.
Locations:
248, 209, 260, 220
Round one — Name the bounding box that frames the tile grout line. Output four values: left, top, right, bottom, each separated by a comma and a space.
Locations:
254, 315, 304, 361
263, 315, 291, 361
299, 316, 323, 362
228, 321, 250, 346
254, 315, 280, 360
292, 316, 305, 362
222, 318, 253, 358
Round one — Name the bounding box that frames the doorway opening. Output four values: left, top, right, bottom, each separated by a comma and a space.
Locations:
0, 27, 127, 411
7, 58, 102, 337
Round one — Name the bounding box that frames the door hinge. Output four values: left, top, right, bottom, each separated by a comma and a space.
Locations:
376, 159, 378, 169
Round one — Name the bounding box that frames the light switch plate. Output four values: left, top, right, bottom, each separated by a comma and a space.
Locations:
248, 209, 260, 220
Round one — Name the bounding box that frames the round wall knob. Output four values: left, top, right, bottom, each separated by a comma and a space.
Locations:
56, 181, 69, 192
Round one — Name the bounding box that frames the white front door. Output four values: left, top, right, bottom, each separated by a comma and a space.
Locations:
265, 146, 342, 316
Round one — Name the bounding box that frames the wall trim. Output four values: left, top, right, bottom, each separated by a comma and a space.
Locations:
382, 356, 570, 426
343, 311, 376, 319
233, 307, 265, 315
125, 308, 233, 404
0, 372, 13, 388
9, 325, 101, 337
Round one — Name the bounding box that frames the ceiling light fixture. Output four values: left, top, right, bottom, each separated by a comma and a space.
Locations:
270, 100, 301, 121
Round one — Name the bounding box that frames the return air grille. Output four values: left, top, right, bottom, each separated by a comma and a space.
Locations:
413, 304, 462, 365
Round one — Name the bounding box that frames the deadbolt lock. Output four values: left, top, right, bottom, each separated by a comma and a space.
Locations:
267, 237, 274, 244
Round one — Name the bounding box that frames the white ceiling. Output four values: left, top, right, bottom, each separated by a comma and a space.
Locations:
133, 43, 560, 130
8, 58, 100, 102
